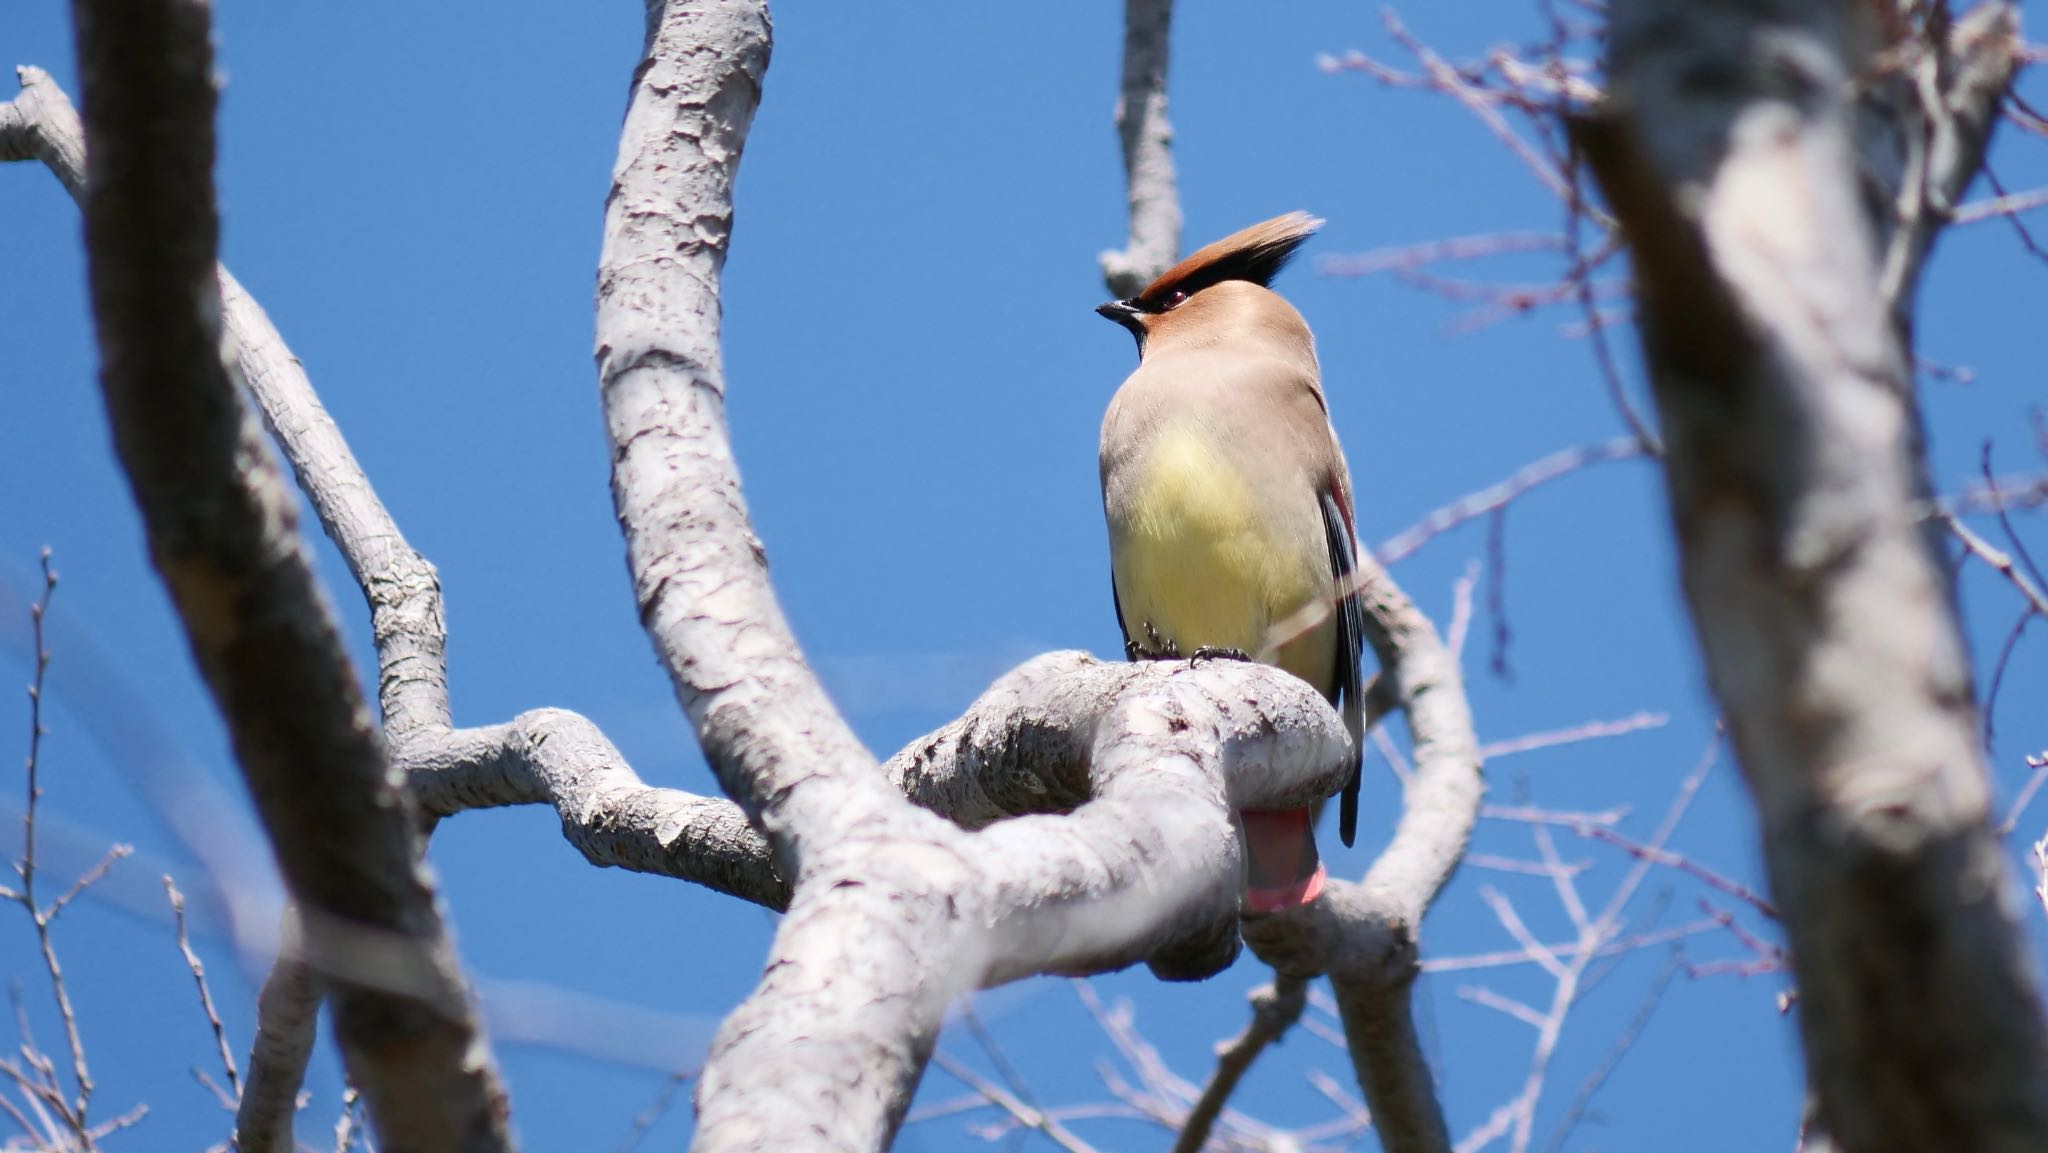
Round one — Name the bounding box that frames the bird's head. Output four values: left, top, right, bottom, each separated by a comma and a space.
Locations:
1097, 211, 1323, 355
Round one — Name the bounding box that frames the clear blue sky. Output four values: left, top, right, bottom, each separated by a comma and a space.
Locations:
3, 5, 2045, 1150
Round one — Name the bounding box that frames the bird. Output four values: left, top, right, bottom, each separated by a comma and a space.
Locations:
1096, 211, 1365, 914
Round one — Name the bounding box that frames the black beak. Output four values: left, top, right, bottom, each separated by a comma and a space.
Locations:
1096, 299, 1144, 337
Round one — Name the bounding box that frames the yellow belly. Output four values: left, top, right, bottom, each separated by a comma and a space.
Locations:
1110, 426, 1333, 688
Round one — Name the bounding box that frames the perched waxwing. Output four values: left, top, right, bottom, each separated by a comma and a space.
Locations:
1097, 211, 1365, 913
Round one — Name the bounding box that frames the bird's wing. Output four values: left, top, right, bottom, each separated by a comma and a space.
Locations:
1320, 486, 1366, 847
1111, 574, 1138, 661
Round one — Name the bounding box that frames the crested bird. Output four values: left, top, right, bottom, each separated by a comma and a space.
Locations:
1096, 211, 1365, 913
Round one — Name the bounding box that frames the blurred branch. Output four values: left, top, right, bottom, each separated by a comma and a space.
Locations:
1577, 1, 2048, 1148
1100, 0, 1180, 298
1170, 978, 1306, 1153
932, 1051, 1103, 1153
63, 1, 513, 1148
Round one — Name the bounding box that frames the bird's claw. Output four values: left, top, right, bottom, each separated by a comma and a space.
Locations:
1189, 645, 1253, 666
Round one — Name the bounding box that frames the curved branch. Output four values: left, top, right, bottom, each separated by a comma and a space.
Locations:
61, 2, 513, 1150
597, 0, 882, 856
404, 710, 789, 909
1170, 977, 1306, 1153
693, 652, 1351, 1151
0, 65, 451, 746
1242, 548, 1482, 1153
1099, 0, 1181, 297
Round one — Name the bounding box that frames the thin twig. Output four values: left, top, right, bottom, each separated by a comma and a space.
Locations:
1171, 978, 1306, 1153
1999, 752, 2048, 836
166, 876, 241, 1100
933, 1051, 1104, 1153
614, 1070, 694, 1153
1941, 511, 2048, 616
1477, 711, 1669, 760
1376, 439, 1645, 564
1541, 952, 1680, 1153
14, 551, 94, 1143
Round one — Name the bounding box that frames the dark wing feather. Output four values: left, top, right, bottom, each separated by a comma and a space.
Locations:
1320, 488, 1366, 847
1111, 574, 1137, 661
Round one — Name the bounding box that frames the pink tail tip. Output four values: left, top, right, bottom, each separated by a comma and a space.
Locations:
1244, 863, 1327, 913
1240, 807, 1325, 913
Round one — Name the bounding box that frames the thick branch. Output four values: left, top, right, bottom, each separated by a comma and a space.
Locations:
1580, 1, 2048, 1149
696, 653, 1351, 1151
597, 0, 882, 857
63, 2, 513, 1150
1099, 0, 1181, 297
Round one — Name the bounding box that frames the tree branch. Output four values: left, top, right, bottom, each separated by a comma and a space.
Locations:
0, 67, 84, 199
1240, 548, 1480, 1153
0, 62, 449, 747
1099, 0, 1181, 297
1577, 1, 2048, 1148
1169, 977, 1305, 1153
232, 948, 317, 1153
62, 1, 513, 1149
596, 6, 1362, 1147
404, 710, 788, 907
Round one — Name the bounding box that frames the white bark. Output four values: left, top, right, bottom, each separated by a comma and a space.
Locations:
1099, 0, 1181, 297
595, 5, 1364, 1148
1578, 2, 2048, 1149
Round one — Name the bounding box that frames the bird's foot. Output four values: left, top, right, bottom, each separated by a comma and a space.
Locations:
1126, 623, 1182, 662
1189, 645, 1253, 666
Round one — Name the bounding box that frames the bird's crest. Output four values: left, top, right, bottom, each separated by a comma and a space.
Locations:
1133, 211, 1324, 310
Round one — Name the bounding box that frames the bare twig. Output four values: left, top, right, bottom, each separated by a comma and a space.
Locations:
1171, 978, 1307, 1153
1477, 711, 1668, 760
1942, 512, 2048, 618
614, 1070, 694, 1153
1541, 952, 1680, 1153
13, 551, 94, 1145
2000, 752, 2048, 836
165, 876, 240, 1101
933, 1051, 1104, 1153
1375, 439, 1645, 564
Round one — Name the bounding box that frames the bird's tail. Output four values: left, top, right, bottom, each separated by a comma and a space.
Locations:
1240, 808, 1325, 913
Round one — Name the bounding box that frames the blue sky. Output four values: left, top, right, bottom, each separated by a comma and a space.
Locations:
3, 4, 2045, 1151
